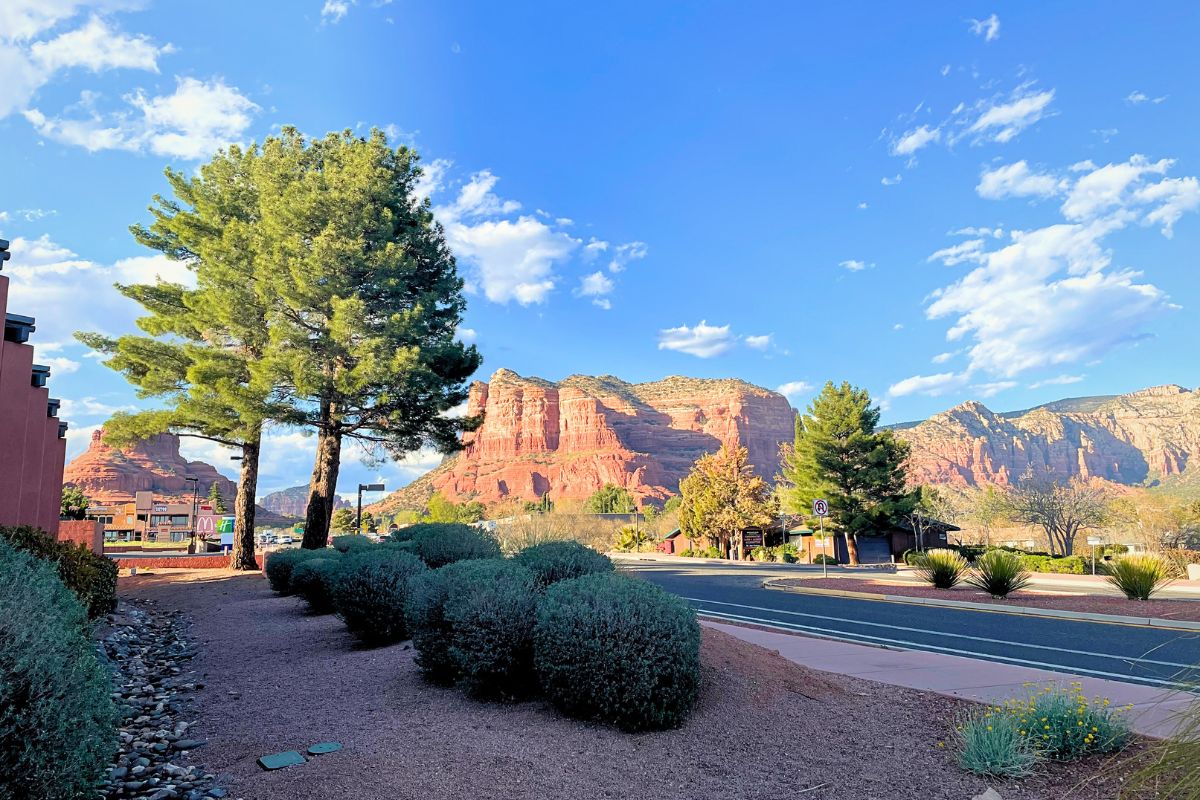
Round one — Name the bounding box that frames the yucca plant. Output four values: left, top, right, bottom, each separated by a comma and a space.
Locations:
914, 548, 968, 589
1104, 553, 1172, 600
966, 550, 1032, 598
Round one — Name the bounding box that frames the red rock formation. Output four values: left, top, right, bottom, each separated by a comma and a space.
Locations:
381, 369, 796, 509
900, 385, 1200, 488
258, 485, 350, 519
64, 429, 237, 503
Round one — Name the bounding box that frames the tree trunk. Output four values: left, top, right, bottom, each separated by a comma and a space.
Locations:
845, 532, 860, 565
230, 430, 261, 570
302, 422, 342, 549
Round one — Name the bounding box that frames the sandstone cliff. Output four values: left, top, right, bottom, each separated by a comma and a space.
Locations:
899, 385, 1200, 489
373, 369, 795, 511
259, 484, 350, 519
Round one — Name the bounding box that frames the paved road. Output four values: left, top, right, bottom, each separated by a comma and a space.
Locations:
621, 560, 1200, 688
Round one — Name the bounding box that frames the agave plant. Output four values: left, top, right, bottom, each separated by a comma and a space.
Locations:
914, 548, 968, 589
966, 550, 1032, 598
1104, 553, 1172, 600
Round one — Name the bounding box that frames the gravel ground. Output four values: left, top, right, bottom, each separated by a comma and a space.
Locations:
120, 569, 1141, 800
774, 576, 1200, 621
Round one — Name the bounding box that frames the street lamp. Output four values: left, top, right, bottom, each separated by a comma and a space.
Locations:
183, 477, 199, 553
357, 483, 386, 534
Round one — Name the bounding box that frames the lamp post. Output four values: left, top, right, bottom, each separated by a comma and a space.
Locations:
357, 483, 386, 534
183, 477, 199, 553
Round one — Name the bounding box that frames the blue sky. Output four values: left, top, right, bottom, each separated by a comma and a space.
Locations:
2, 1, 1198, 499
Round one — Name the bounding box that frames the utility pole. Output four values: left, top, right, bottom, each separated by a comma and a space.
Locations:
357, 483, 386, 534
184, 477, 199, 553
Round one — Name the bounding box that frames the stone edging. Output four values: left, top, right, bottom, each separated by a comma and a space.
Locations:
762, 578, 1200, 631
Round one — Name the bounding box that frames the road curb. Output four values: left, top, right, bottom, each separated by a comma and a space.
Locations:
762, 579, 1200, 631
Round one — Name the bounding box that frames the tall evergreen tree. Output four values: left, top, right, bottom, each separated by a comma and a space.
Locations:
778, 381, 914, 564
251, 129, 481, 549
77, 143, 283, 570
207, 482, 228, 514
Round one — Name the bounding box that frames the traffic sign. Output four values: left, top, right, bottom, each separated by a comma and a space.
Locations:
812, 499, 829, 517
1086, 536, 1103, 546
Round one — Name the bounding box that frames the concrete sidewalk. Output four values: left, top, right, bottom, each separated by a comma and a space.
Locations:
704, 619, 1197, 738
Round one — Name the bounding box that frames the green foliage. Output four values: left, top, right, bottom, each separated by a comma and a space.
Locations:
264, 547, 328, 594
750, 545, 771, 562
331, 534, 374, 553
914, 548, 968, 589
813, 553, 838, 565
206, 482, 227, 514
290, 557, 343, 614
522, 493, 554, 514
440, 560, 540, 699
330, 508, 356, 534
425, 492, 486, 524
0, 540, 116, 800
331, 549, 428, 645
405, 562, 467, 684
662, 496, 682, 514
585, 484, 635, 514
902, 549, 923, 566
1104, 554, 1172, 600
411, 523, 502, 568
778, 381, 914, 563
678, 444, 777, 554
534, 572, 701, 731
678, 546, 722, 558
60, 486, 89, 520
0, 526, 116, 618
514, 541, 614, 588
612, 525, 656, 553
956, 710, 1040, 778
773, 543, 800, 563
966, 550, 1032, 598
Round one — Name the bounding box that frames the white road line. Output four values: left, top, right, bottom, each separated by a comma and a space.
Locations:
684, 596, 1198, 671
698, 609, 1188, 688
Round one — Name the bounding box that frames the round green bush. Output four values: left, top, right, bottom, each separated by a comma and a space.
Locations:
290, 557, 343, 614
0, 525, 117, 618
264, 547, 327, 594
0, 540, 115, 799
411, 523, 501, 568
331, 549, 427, 645
533, 572, 701, 731
332, 534, 375, 553
513, 541, 614, 588
441, 559, 540, 699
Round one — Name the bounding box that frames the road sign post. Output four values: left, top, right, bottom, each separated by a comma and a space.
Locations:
1087, 536, 1103, 575
813, 499, 830, 577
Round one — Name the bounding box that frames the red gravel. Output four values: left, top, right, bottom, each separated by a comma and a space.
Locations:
120, 569, 1140, 800
777, 576, 1200, 621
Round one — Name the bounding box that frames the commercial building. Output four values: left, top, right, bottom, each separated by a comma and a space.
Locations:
89, 491, 206, 545
0, 238, 68, 535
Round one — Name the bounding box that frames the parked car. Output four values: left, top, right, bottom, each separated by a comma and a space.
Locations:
279, 535, 295, 545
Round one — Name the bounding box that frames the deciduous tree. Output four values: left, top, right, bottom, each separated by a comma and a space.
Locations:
679, 444, 776, 558
1004, 469, 1110, 556
60, 486, 89, 520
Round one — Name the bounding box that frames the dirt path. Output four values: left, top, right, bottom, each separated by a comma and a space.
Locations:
121, 569, 1136, 800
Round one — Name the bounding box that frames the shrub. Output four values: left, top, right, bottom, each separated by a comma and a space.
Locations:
0, 525, 117, 618
915, 549, 968, 589
332, 534, 375, 553
1104, 554, 1172, 600
902, 549, 922, 566
0, 540, 115, 799
956, 709, 1039, 778
773, 543, 800, 563
1044, 555, 1086, 574
442, 560, 540, 699
1023, 684, 1131, 760
331, 549, 428, 646
966, 550, 1032, 598
750, 545, 771, 562
813, 553, 838, 565
405, 563, 466, 684
514, 541, 614, 588
612, 525, 656, 553
290, 557, 343, 614
697, 546, 722, 559
1019, 554, 1051, 574
264, 547, 327, 594
534, 572, 701, 731
410, 523, 501, 568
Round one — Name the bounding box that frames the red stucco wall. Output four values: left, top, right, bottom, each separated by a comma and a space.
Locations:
57, 519, 104, 554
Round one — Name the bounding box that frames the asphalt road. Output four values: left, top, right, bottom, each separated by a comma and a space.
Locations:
621, 560, 1200, 688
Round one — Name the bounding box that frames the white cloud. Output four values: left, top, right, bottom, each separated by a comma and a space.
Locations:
744, 334, 772, 350
952, 226, 1004, 238
657, 321, 736, 358
775, 381, 813, 400
59, 396, 136, 420
456, 327, 477, 344
940, 64, 951, 77
931, 351, 955, 364
840, 259, 872, 272
891, 124, 940, 156
1029, 374, 1084, 389
321, 0, 352, 22
1125, 91, 1166, 106
888, 372, 969, 397
972, 380, 1017, 398
857, 201, 869, 210
881, 174, 902, 186
576, 270, 614, 309
30, 15, 169, 74
968, 14, 1001, 41
976, 161, 1065, 199
928, 239, 987, 266
967, 88, 1055, 144
25, 77, 259, 159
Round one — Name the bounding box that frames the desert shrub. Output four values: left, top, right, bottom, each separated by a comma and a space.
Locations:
0, 539, 115, 799
441, 560, 540, 699
956, 709, 1039, 778
387, 526, 419, 543
405, 562, 469, 683
612, 525, 657, 553
1160, 548, 1200, 579
290, 557, 343, 614
1023, 684, 1131, 760
966, 550, 1032, 598
331, 549, 427, 645
0, 525, 117, 618
1044, 555, 1086, 574
264, 547, 327, 594
750, 545, 771, 562
915, 549, 968, 589
813, 553, 838, 565
774, 543, 800, 563
902, 549, 922, 566
534, 572, 701, 731
410, 523, 501, 568
1104, 554, 1172, 600
331, 534, 375, 553
697, 546, 722, 558
514, 541, 614, 588
952, 544, 988, 563
1019, 554, 1051, 573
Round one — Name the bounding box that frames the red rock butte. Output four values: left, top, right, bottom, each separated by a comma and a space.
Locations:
64, 429, 238, 505
390, 369, 796, 509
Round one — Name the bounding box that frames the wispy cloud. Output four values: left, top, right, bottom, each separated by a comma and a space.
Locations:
657, 321, 736, 358
968, 14, 1001, 42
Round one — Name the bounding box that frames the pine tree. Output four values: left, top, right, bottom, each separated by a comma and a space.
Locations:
778, 381, 914, 565
207, 482, 227, 514
250, 129, 481, 549
679, 445, 777, 558
584, 484, 635, 514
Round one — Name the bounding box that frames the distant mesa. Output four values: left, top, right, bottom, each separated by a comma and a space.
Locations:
258, 484, 350, 519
